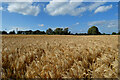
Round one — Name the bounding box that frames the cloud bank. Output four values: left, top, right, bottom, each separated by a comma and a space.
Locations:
94, 4, 112, 13
88, 20, 118, 28
7, 2, 40, 16
45, 1, 112, 16
3, 1, 113, 16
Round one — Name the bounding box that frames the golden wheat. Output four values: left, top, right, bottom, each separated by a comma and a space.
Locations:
1, 35, 119, 78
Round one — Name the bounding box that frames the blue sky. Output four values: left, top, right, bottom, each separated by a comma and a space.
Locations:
0, 1, 118, 34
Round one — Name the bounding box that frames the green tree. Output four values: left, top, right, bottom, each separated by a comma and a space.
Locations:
25, 30, 33, 34
46, 28, 53, 35
112, 32, 116, 35
102, 33, 106, 35
63, 28, 69, 35
33, 30, 41, 34
88, 26, 101, 35
9, 30, 16, 34
2, 31, 8, 34
17, 31, 23, 34
118, 31, 120, 35
54, 28, 63, 35
40, 31, 46, 34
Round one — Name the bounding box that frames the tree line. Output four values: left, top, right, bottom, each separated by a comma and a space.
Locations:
0, 28, 71, 35
0, 26, 120, 35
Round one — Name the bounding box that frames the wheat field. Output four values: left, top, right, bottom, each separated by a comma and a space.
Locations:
1, 35, 119, 78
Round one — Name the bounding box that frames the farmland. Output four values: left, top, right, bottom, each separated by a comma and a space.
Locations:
1, 35, 119, 78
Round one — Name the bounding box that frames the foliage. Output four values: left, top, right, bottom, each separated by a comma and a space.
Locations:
25, 30, 33, 35
63, 28, 70, 35
88, 26, 101, 35
118, 31, 120, 35
54, 28, 63, 35
112, 32, 116, 35
1, 31, 8, 34
2, 26, 120, 35
9, 30, 16, 34
46, 28, 53, 35
102, 33, 106, 35
17, 31, 23, 34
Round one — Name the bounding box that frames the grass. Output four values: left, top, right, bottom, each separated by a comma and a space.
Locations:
1, 35, 119, 78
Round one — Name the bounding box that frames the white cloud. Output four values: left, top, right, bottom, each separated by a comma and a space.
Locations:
38, 24, 44, 27
4, 1, 112, 16
45, 0, 107, 16
88, 20, 106, 26
0, 7, 3, 11
2, 0, 33, 2
88, 20, 118, 28
7, 2, 40, 16
14, 0, 33, 2
94, 4, 112, 13
5, 1, 109, 16
88, 2, 105, 11
76, 22, 80, 25
45, 0, 87, 16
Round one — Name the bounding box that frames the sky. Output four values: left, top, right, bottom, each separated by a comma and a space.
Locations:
0, 1, 118, 34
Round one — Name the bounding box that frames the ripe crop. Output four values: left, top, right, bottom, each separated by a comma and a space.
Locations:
1, 35, 119, 78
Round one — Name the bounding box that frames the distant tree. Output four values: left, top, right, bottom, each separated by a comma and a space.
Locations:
9, 30, 15, 34
88, 26, 101, 35
80, 33, 87, 35
46, 28, 53, 35
25, 30, 33, 34
28, 30, 33, 34
112, 32, 116, 35
69, 31, 71, 35
63, 28, 69, 35
40, 31, 46, 34
33, 30, 41, 34
54, 28, 63, 35
17, 31, 23, 34
102, 33, 106, 35
2, 31, 8, 34
75, 33, 78, 35
118, 31, 120, 35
